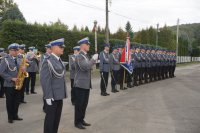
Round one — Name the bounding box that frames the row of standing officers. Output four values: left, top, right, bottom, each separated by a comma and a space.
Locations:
97, 44, 176, 96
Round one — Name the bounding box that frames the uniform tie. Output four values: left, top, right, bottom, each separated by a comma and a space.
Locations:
14, 58, 17, 66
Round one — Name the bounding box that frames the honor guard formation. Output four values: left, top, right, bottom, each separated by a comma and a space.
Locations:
0, 37, 176, 133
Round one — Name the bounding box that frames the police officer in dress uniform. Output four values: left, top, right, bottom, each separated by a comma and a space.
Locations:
0, 43, 23, 123
69, 46, 80, 105
17, 44, 27, 104
26, 47, 39, 94
99, 44, 110, 96
130, 46, 135, 87
0, 48, 7, 98
41, 44, 52, 113
109, 46, 120, 93
134, 45, 141, 86
74, 37, 98, 129
40, 38, 67, 133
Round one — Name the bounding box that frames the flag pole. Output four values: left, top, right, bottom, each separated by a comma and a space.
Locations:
122, 33, 130, 90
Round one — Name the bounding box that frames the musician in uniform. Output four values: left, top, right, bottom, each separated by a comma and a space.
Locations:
17, 44, 27, 104
41, 44, 52, 113
26, 47, 39, 94
40, 38, 67, 133
74, 37, 98, 129
99, 44, 110, 96
0, 48, 7, 98
0, 43, 23, 123
69, 46, 80, 105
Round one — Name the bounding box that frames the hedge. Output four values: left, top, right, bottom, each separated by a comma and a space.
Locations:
0, 20, 166, 61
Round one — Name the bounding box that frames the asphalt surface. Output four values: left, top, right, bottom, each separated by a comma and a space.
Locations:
0, 64, 200, 133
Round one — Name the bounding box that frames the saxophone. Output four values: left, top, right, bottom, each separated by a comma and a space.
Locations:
15, 55, 29, 90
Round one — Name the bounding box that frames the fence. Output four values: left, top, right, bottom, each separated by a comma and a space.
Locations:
177, 56, 200, 63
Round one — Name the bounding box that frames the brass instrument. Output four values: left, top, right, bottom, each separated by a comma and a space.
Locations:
15, 55, 29, 90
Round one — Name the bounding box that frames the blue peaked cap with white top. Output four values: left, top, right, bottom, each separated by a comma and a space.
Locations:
50, 38, 65, 47
8, 43, 19, 50
73, 46, 80, 51
45, 44, 51, 48
78, 37, 91, 46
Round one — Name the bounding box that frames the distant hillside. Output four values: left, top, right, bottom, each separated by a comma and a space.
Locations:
169, 23, 200, 43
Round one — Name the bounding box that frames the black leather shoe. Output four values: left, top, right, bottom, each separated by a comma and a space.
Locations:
26, 92, 29, 95
31, 92, 37, 94
21, 101, 27, 104
14, 117, 23, 121
82, 121, 91, 126
105, 93, 110, 96
111, 90, 116, 93
75, 124, 86, 129
0, 96, 5, 98
115, 89, 119, 92
8, 119, 13, 123
101, 93, 107, 96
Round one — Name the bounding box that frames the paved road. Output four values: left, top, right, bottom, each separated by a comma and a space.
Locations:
1, 64, 200, 133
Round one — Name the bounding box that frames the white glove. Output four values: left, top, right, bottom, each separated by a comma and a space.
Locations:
92, 54, 99, 61
46, 98, 54, 106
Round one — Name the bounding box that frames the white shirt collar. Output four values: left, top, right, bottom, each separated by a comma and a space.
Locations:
51, 53, 60, 60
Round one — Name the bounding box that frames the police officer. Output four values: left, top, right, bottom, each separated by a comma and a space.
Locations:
99, 44, 110, 96
41, 44, 52, 113
40, 44, 52, 66
110, 46, 120, 93
17, 44, 27, 104
134, 46, 141, 86
130, 46, 135, 87
26, 47, 39, 94
69, 46, 80, 105
172, 50, 176, 77
150, 48, 157, 82
74, 37, 98, 129
0, 48, 7, 98
145, 47, 151, 83
117, 45, 128, 90
140, 46, 146, 84
0, 43, 23, 123
40, 38, 67, 133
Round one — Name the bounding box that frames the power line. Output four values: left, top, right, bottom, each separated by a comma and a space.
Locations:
64, 0, 136, 21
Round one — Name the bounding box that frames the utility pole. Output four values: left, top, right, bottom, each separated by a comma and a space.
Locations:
176, 18, 179, 56
105, 0, 109, 44
94, 20, 98, 53
156, 23, 159, 48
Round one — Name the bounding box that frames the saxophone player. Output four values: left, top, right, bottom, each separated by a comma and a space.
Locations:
0, 43, 23, 123
17, 44, 27, 104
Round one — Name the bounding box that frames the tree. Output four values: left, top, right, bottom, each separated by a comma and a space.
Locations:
112, 27, 126, 40
1, 4, 25, 22
97, 26, 102, 33
84, 26, 89, 32
50, 19, 68, 30
80, 26, 84, 32
0, 0, 14, 16
125, 21, 132, 33
72, 25, 78, 32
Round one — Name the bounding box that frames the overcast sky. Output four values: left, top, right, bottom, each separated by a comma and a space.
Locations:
14, 0, 200, 33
